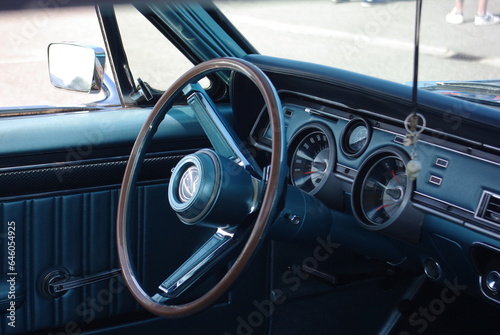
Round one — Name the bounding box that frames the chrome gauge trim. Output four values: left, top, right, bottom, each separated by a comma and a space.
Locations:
288, 123, 336, 196
341, 117, 372, 158
351, 146, 415, 231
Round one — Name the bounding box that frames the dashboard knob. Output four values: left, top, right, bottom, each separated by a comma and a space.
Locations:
423, 259, 442, 280
485, 270, 500, 294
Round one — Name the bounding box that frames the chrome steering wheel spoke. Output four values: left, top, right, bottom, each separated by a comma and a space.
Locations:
183, 82, 262, 179
153, 228, 237, 302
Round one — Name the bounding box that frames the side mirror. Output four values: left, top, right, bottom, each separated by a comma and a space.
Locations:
48, 42, 106, 94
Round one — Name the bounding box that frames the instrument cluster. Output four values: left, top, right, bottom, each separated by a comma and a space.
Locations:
251, 100, 423, 242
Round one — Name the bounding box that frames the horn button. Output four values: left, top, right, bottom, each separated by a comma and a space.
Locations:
168, 149, 255, 228
178, 165, 200, 203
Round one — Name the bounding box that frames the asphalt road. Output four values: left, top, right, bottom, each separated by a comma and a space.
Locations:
1, 0, 499, 107
218, 0, 500, 81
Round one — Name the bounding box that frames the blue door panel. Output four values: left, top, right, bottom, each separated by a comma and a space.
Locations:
0, 186, 167, 334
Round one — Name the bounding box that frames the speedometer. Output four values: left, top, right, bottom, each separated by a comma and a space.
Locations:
289, 123, 337, 197
291, 131, 330, 193
360, 155, 407, 225
351, 146, 423, 242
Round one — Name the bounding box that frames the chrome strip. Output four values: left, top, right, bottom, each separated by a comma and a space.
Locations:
50, 268, 121, 293
158, 228, 235, 299
484, 143, 500, 154
187, 89, 260, 175
413, 191, 475, 214
304, 107, 341, 121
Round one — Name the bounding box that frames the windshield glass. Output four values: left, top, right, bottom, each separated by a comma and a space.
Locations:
215, 0, 500, 86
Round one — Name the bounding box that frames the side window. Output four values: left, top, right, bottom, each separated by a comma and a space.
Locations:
0, 6, 107, 107
114, 4, 195, 91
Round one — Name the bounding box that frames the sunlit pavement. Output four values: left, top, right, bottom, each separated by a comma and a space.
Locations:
1, 0, 499, 106
218, 0, 500, 81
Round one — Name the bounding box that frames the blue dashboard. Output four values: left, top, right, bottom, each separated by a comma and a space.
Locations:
237, 55, 500, 306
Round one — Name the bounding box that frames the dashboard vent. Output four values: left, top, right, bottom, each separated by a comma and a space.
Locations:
476, 191, 500, 226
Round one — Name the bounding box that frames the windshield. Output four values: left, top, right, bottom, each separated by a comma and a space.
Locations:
215, 0, 500, 86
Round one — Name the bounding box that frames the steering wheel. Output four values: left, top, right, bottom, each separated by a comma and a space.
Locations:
117, 58, 286, 317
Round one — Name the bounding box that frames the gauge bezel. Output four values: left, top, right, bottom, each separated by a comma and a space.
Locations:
288, 123, 336, 197
351, 146, 413, 231
341, 117, 372, 159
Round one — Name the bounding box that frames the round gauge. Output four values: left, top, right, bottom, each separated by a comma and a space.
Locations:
351, 147, 413, 230
349, 125, 368, 152
289, 125, 335, 194
341, 118, 371, 158
361, 156, 406, 225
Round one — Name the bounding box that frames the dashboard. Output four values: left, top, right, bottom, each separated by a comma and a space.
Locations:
236, 55, 500, 307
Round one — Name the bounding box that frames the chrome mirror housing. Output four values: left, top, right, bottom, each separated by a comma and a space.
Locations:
48, 42, 105, 94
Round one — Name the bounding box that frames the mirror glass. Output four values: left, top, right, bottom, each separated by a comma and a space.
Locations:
48, 43, 105, 93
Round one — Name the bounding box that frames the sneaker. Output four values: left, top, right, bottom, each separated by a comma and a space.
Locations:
446, 8, 464, 24
361, 0, 373, 7
474, 12, 500, 25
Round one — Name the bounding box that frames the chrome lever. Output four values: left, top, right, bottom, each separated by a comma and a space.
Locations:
48, 268, 122, 294
154, 228, 236, 301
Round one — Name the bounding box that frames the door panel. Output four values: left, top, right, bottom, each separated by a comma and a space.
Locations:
2, 188, 142, 334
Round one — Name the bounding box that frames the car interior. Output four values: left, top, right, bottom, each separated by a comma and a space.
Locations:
1, 1, 500, 334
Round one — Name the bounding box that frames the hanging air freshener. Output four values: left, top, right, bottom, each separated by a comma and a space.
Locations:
403, 112, 426, 181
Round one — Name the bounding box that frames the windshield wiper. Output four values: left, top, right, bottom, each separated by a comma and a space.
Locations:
433, 81, 500, 93
419, 80, 500, 107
